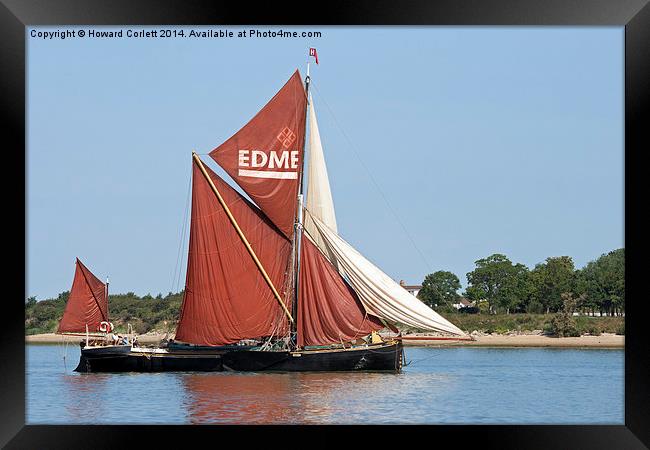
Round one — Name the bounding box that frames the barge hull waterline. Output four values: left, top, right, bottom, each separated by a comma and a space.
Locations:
221, 342, 403, 372
74, 342, 403, 373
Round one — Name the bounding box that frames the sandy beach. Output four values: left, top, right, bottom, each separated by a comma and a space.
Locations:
398, 333, 623, 348
25, 332, 167, 345
25, 332, 624, 348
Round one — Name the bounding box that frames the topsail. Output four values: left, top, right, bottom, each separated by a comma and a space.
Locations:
304, 95, 338, 265
209, 70, 307, 239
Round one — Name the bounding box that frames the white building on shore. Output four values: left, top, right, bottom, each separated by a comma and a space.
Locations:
399, 280, 421, 298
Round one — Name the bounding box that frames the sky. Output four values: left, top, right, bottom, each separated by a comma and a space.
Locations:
27, 26, 624, 299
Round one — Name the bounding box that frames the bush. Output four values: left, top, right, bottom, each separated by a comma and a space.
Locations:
133, 320, 150, 335
542, 321, 554, 335
584, 324, 601, 336
527, 300, 544, 314
548, 312, 580, 337
546, 292, 582, 337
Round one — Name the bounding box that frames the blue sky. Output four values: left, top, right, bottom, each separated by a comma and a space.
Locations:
27, 26, 623, 299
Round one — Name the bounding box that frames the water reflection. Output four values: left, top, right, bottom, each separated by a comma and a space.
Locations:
27, 345, 624, 424
182, 372, 300, 424
61, 373, 111, 422
180, 371, 437, 424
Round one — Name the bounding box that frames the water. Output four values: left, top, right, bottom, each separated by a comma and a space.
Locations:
26, 344, 624, 424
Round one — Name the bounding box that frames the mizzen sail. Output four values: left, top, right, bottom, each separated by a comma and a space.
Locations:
209, 70, 307, 238
174, 162, 293, 346
309, 214, 466, 336
57, 258, 108, 334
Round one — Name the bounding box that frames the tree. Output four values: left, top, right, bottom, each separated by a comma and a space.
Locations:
575, 248, 624, 316
418, 271, 461, 310
508, 263, 533, 313
529, 256, 576, 314
465, 254, 531, 314
548, 292, 586, 336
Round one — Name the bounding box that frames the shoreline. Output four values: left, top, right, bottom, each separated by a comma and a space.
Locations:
398, 333, 623, 348
25, 332, 624, 348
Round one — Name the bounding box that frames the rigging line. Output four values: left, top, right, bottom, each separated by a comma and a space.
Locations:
171, 163, 193, 294
177, 168, 193, 292
401, 350, 440, 367
310, 81, 435, 274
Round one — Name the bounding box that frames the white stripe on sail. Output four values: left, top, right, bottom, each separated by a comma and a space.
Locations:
238, 169, 297, 179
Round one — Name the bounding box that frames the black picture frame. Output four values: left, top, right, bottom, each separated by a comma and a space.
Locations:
2, 1, 647, 448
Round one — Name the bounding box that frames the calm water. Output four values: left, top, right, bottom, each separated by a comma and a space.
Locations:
26, 344, 623, 424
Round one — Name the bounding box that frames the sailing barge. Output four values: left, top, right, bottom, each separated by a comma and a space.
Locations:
75, 64, 466, 373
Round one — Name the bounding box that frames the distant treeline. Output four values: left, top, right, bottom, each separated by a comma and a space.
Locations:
418, 248, 624, 317
26, 248, 624, 336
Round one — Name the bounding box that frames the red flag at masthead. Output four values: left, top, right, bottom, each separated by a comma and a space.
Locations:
309, 48, 319, 65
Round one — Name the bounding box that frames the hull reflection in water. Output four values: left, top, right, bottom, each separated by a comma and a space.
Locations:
183, 373, 297, 424
181, 370, 407, 424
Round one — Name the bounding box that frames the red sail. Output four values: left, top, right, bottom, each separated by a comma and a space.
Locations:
209, 70, 307, 238
57, 259, 108, 333
174, 162, 293, 346
298, 236, 384, 347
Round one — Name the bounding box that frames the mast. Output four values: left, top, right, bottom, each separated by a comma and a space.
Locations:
291, 62, 311, 344
105, 276, 109, 330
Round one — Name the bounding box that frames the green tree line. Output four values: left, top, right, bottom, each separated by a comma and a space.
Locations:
418, 248, 624, 316
25, 248, 624, 336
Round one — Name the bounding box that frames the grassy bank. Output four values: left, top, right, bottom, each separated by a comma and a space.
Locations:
26, 292, 624, 337
439, 313, 624, 336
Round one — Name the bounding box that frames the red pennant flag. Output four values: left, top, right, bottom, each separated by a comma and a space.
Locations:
309, 47, 319, 65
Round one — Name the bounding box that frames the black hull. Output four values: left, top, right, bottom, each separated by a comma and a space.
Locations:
221, 341, 404, 372
74, 347, 227, 373
74, 341, 403, 373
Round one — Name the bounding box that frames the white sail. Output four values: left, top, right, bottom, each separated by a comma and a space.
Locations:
309, 213, 466, 336
304, 95, 338, 263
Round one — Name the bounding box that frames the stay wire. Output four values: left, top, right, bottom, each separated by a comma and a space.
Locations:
171, 162, 193, 294
309, 81, 434, 274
